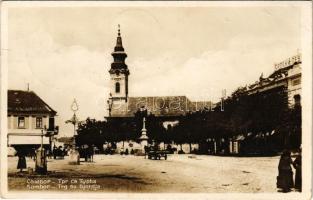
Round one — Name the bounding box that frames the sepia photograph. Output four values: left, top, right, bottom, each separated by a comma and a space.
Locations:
0, 1, 312, 199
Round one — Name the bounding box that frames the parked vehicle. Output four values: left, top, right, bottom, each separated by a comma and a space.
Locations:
104, 147, 115, 155
146, 145, 168, 160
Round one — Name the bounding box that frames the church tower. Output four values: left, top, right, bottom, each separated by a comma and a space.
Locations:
109, 25, 130, 103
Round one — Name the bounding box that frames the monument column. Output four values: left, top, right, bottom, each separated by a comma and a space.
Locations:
139, 117, 148, 153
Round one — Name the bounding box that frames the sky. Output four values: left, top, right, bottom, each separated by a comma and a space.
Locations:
7, 5, 302, 137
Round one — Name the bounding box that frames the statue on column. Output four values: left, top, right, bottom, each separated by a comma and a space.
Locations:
139, 117, 149, 154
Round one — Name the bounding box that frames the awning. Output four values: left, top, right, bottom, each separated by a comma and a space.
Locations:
8, 135, 49, 145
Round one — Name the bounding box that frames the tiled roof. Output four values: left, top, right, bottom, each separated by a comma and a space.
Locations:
8, 90, 57, 115
111, 96, 212, 117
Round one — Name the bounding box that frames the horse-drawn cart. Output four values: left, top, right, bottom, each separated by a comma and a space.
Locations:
147, 150, 168, 160
145, 145, 168, 160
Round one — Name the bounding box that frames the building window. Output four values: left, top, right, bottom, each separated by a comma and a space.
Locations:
115, 82, 120, 93
292, 78, 301, 86
18, 117, 25, 128
294, 94, 301, 106
36, 117, 43, 129
48, 117, 55, 131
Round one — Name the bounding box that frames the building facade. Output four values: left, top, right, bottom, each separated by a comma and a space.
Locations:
8, 90, 58, 152
228, 53, 302, 154
246, 53, 301, 107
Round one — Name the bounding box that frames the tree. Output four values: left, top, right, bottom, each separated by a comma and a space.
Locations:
76, 118, 107, 150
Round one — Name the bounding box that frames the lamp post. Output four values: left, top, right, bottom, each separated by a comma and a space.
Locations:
107, 93, 113, 117
65, 98, 80, 165
35, 128, 47, 174
35, 125, 59, 174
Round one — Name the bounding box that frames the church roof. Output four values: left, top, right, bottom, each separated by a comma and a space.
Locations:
111, 96, 212, 117
8, 90, 57, 115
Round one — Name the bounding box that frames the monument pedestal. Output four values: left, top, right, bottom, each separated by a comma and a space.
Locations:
68, 148, 80, 165
35, 148, 47, 174
140, 140, 148, 150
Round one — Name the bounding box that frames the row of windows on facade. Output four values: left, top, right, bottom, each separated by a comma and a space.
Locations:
17, 117, 42, 129
8, 116, 54, 129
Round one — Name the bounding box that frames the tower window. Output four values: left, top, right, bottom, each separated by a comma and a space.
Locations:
115, 82, 120, 93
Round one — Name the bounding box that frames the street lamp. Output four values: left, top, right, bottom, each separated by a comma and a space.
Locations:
65, 99, 79, 146
35, 128, 47, 174
107, 93, 113, 117
65, 98, 80, 165
35, 124, 59, 174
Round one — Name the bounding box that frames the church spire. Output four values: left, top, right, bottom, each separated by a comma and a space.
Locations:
109, 24, 129, 74
115, 24, 124, 52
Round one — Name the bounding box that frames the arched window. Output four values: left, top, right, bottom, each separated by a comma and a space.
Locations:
115, 82, 120, 93
294, 94, 301, 106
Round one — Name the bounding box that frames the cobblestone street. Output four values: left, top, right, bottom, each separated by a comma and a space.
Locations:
8, 154, 284, 193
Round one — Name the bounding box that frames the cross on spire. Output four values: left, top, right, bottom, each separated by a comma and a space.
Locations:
115, 24, 123, 48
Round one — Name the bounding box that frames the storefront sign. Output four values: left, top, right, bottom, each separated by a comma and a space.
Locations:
274, 53, 301, 71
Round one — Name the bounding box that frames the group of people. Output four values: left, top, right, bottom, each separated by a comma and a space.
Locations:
277, 149, 302, 192
78, 145, 95, 162
17, 146, 68, 172
16, 151, 27, 172
52, 146, 67, 159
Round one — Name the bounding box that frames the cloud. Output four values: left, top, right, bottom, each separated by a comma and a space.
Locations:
9, 29, 111, 136
128, 34, 299, 102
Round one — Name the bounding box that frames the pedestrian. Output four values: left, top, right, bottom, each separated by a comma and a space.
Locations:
30, 148, 35, 160
53, 146, 57, 159
90, 145, 95, 162
58, 146, 64, 159
17, 151, 27, 173
277, 149, 294, 192
63, 148, 67, 157
293, 148, 302, 192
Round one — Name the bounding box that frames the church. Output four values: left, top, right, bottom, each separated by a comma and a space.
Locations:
107, 26, 212, 122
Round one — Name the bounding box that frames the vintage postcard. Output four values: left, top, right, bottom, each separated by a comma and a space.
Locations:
0, 1, 312, 199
